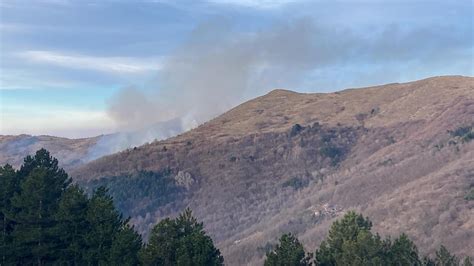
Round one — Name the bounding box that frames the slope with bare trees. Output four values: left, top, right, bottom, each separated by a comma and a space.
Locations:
72, 76, 474, 265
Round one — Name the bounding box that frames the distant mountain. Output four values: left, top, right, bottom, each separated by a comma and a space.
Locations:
0, 118, 184, 171
0, 134, 100, 170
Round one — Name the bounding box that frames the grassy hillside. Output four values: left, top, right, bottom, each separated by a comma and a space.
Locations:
73, 76, 474, 265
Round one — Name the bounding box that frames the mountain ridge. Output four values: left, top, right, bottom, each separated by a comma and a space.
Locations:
73, 75, 473, 180
0, 134, 101, 170
70, 75, 473, 265
2, 75, 472, 265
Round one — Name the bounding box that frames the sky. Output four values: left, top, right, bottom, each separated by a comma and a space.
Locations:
1, 0, 473, 138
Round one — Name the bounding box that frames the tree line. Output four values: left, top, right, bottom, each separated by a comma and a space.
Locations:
0, 149, 222, 265
1, 149, 471, 265
264, 212, 472, 266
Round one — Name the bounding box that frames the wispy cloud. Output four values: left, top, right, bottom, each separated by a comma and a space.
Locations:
206, 0, 303, 9
108, 16, 473, 131
17, 50, 162, 74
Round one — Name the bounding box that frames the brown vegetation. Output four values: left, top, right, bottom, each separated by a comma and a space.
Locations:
70, 76, 473, 265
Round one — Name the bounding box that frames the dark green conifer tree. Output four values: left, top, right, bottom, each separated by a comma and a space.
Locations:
314, 211, 422, 265
55, 184, 90, 264
423, 256, 436, 266
140, 208, 224, 266
264, 233, 310, 266
84, 186, 124, 264
109, 222, 142, 265
463, 257, 473, 266
314, 211, 374, 265
140, 218, 177, 265
387, 233, 421, 265
9, 149, 70, 265
435, 245, 459, 266
0, 164, 17, 265
2, 149, 145, 265
336, 230, 386, 265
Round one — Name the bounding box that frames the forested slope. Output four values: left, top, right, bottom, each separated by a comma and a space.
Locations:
72, 76, 474, 265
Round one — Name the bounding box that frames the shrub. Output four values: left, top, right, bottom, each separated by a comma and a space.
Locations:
462, 132, 474, 142
449, 125, 473, 143
290, 124, 304, 137
320, 146, 344, 165
464, 189, 474, 201
450, 126, 472, 138
282, 177, 309, 190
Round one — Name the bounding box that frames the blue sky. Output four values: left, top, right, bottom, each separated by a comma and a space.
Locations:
1, 0, 473, 138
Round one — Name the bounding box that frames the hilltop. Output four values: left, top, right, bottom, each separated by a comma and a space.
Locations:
67, 76, 474, 264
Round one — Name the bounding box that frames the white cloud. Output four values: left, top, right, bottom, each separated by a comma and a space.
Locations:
0, 69, 90, 90
17, 50, 162, 74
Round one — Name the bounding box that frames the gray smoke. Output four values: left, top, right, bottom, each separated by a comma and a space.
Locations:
107, 18, 349, 132
84, 118, 182, 161
98, 17, 470, 157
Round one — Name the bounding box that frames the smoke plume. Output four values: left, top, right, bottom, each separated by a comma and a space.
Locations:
97, 16, 470, 157
107, 18, 345, 132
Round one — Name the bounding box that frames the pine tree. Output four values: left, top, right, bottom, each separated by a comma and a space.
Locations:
336, 230, 386, 265
16, 149, 70, 185
313, 211, 423, 265
174, 208, 223, 265
140, 208, 224, 266
140, 218, 178, 265
435, 245, 459, 266
3, 149, 145, 265
84, 186, 124, 265
0, 164, 17, 265
463, 257, 473, 266
314, 211, 374, 265
109, 222, 142, 265
387, 233, 421, 265
264, 233, 310, 266
55, 185, 90, 264
423, 256, 436, 266
10, 149, 70, 265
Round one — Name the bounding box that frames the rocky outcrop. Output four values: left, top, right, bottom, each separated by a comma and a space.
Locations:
174, 171, 195, 189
